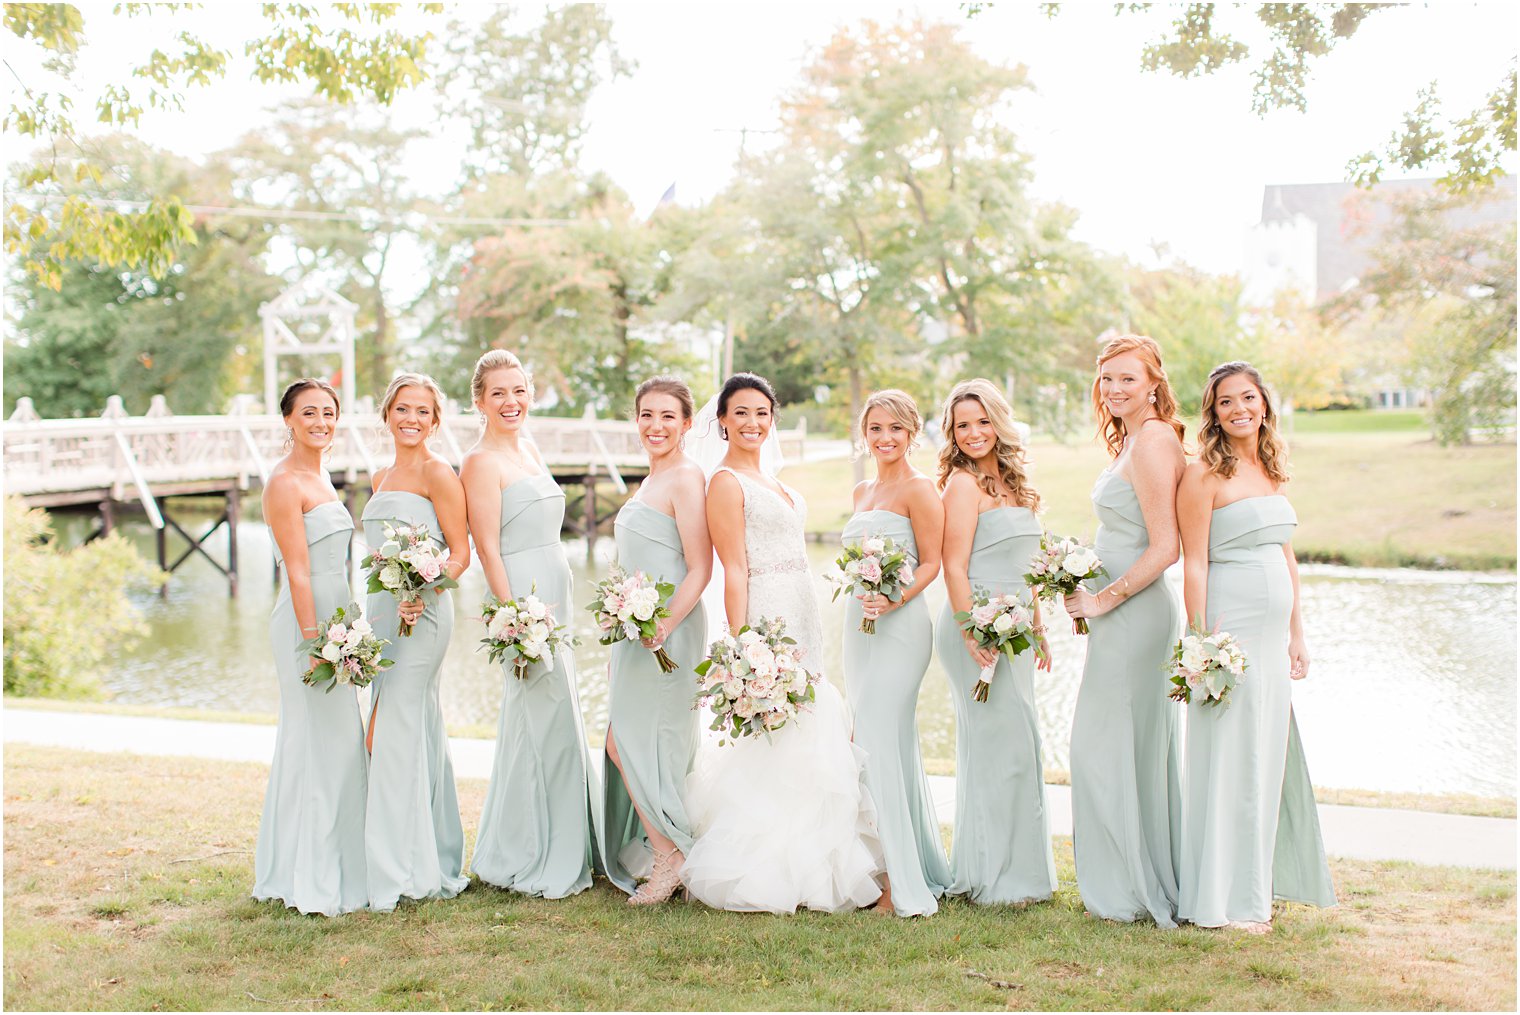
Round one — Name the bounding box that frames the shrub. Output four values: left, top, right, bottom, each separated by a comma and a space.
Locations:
3, 496, 164, 698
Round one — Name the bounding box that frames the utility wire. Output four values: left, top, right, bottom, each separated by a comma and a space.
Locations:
14, 194, 576, 229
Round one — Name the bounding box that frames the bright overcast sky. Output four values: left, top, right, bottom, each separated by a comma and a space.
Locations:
11, 2, 1519, 289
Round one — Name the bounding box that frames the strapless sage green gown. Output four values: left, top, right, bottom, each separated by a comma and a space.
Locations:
1069, 469, 1182, 926
360, 491, 468, 910
1178, 496, 1336, 927
841, 510, 950, 917
472, 474, 601, 897
934, 506, 1057, 905
253, 501, 368, 916
601, 500, 705, 893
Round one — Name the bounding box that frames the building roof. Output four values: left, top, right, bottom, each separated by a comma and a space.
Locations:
1259, 176, 1516, 299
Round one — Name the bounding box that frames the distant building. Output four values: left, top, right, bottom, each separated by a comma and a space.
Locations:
1242, 176, 1516, 408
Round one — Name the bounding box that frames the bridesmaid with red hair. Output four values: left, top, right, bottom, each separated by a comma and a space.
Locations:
1063, 334, 1186, 926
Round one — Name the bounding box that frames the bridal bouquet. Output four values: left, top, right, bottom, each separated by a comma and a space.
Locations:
1166, 625, 1248, 710
479, 589, 573, 681
1024, 534, 1106, 635
693, 617, 819, 744
364, 522, 459, 636
954, 588, 1045, 703
826, 534, 916, 634
298, 603, 393, 693
586, 564, 678, 673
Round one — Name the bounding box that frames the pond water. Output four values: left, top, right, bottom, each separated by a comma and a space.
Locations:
77, 505, 1517, 799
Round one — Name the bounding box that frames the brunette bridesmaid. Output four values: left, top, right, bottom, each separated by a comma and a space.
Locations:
602, 377, 712, 904
1062, 334, 1186, 927
934, 379, 1056, 906
361, 373, 470, 910
253, 379, 367, 916
1175, 361, 1335, 932
461, 350, 600, 897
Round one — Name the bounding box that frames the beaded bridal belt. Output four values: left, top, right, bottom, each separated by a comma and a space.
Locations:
747, 559, 809, 577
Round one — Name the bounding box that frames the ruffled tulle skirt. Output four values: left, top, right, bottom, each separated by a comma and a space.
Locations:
681, 681, 884, 913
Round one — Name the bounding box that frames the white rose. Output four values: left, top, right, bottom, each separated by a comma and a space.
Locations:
344, 626, 364, 648
899, 563, 915, 587
327, 622, 347, 643
1181, 645, 1209, 673
862, 536, 886, 555
350, 617, 372, 638
970, 604, 997, 627
722, 677, 744, 699
320, 641, 343, 663
738, 630, 762, 647
744, 642, 775, 670
1006, 604, 1032, 629
992, 612, 1015, 635
631, 599, 655, 622
525, 598, 548, 621
1066, 549, 1098, 575
527, 621, 550, 643
734, 694, 757, 718
487, 611, 512, 640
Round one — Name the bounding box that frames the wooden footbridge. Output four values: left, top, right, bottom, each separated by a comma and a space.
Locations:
3, 397, 806, 596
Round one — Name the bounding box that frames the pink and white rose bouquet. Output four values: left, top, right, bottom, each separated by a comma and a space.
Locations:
825, 533, 917, 634
1025, 533, 1106, 635
954, 588, 1046, 702
693, 617, 819, 744
586, 564, 679, 673
298, 602, 393, 693
479, 589, 574, 681
1166, 625, 1248, 709
364, 522, 459, 637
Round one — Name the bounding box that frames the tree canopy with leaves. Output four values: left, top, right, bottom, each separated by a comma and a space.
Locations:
3, 2, 442, 289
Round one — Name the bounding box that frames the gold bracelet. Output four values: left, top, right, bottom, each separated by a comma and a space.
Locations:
1032, 624, 1048, 636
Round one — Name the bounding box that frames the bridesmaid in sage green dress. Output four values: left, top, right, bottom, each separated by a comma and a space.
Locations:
254, 379, 368, 916
1176, 362, 1335, 932
1062, 335, 1186, 927
842, 389, 950, 917
461, 350, 601, 898
603, 377, 712, 904
361, 374, 470, 911
934, 379, 1056, 906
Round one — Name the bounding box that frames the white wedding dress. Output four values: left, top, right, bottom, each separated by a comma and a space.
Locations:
680, 466, 885, 913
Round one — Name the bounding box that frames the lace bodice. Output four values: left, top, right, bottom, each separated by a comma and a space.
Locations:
711, 466, 823, 673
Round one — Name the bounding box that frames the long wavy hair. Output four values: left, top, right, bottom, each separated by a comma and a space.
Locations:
1090, 333, 1186, 458
1197, 361, 1290, 484
935, 379, 1040, 511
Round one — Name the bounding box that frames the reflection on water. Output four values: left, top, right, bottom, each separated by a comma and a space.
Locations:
79, 509, 1517, 798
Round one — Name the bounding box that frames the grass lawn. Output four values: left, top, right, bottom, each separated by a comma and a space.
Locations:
4, 745, 1514, 1012
785, 414, 1516, 570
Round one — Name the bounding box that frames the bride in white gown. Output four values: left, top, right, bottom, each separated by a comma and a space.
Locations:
680, 373, 885, 914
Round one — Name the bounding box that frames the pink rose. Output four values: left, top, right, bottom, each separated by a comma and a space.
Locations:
858, 557, 883, 584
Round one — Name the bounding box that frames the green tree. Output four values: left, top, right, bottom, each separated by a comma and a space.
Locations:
3, 496, 163, 699
998, 4, 1517, 192
4, 3, 442, 289
5, 137, 279, 417
1342, 188, 1517, 444
227, 98, 425, 394
1127, 259, 1259, 407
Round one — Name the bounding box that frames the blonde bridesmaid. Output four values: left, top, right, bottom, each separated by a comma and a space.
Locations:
934, 379, 1056, 905
462, 350, 599, 897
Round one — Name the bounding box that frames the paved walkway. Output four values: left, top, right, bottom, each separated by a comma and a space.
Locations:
5, 708, 1514, 870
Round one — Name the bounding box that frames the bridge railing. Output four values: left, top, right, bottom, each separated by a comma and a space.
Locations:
3, 411, 808, 498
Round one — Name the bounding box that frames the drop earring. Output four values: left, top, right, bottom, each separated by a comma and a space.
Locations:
1148, 392, 1157, 404
718, 424, 728, 441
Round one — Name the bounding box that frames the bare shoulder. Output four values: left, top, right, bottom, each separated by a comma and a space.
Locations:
423, 457, 462, 489
672, 459, 709, 494
1178, 459, 1217, 497
1131, 423, 1185, 473
370, 464, 390, 493
458, 448, 499, 485
942, 468, 979, 498
904, 473, 942, 509
707, 468, 741, 497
